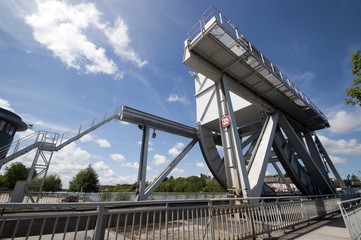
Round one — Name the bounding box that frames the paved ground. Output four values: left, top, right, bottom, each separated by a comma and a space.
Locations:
263, 213, 349, 239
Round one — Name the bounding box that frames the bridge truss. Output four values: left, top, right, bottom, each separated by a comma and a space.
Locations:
0, 6, 347, 203
183, 6, 346, 199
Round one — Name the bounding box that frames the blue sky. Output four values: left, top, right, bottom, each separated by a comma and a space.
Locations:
1, 0, 361, 188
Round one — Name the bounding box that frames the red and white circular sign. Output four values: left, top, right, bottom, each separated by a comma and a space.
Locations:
221, 116, 231, 127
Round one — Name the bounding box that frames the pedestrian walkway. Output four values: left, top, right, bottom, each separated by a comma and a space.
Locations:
266, 213, 349, 239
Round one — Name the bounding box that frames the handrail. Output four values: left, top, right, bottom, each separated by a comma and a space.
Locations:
58, 106, 121, 146
0, 106, 121, 165
0, 131, 59, 157
187, 6, 328, 125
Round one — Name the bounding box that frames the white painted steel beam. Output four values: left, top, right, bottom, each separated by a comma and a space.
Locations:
314, 134, 347, 190
215, 74, 250, 198
304, 130, 329, 180
247, 113, 278, 198
272, 162, 295, 193
278, 113, 335, 194
142, 139, 198, 200
135, 125, 150, 201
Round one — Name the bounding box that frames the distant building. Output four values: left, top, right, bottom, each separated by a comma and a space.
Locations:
264, 176, 299, 192
0, 107, 27, 159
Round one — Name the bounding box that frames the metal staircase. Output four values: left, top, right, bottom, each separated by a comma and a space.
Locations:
0, 106, 122, 202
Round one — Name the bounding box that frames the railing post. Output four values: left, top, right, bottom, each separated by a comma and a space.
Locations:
93, 205, 108, 240
208, 201, 215, 240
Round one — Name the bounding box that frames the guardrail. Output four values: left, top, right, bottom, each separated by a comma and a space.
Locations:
58, 106, 121, 146
187, 6, 328, 124
339, 197, 361, 240
0, 194, 357, 239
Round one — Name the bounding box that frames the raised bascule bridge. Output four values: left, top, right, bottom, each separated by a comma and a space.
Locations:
0, 6, 358, 240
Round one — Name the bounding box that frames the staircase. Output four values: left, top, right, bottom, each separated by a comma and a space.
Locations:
0, 106, 121, 168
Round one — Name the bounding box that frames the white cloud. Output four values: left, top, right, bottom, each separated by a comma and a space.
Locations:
167, 94, 189, 104
24, 0, 147, 78
328, 109, 361, 134
291, 71, 316, 83
93, 161, 117, 177
95, 138, 111, 148
110, 153, 126, 162
318, 135, 361, 156
329, 155, 347, 165
196, 162, 207, 170
80, 134, 94, 142
0, 98, 15, 112
152, 154, 169, 165
121, 162, 151, 172
171, 168, 185, 175
168, 142, 184, 157
80, 135, 111, 148
103, 17, 148, 68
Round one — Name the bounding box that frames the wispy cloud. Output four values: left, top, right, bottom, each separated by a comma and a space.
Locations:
80, 135, 111, 148
196, 162, 207, 170
171, 168, 185, 175
0, 98, 14, 112
329, 155, 347, 165
167, 93, 189, 104
327, 108, 361, 134
168, 142, 184, 157
318, 135, 361, 156
110, 153, 126, 162
152, 154, 169, 165
24, 0, 147, 78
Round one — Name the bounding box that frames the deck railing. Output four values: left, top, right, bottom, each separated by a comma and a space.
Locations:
340, 197, 361, 240
187, 6, 328, 125
0, 194, 357, 240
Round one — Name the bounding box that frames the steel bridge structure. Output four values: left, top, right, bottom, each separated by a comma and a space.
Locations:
183, 6, 346, 199
0, 6, 358, 240
0, 6, 347, 204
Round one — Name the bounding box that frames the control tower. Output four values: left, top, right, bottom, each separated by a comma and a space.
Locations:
183, 7, 345, 198
0, 108, 27, 159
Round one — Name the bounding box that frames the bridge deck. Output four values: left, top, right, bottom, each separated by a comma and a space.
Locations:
267, 213, 348, 240
184, 7, 329, 131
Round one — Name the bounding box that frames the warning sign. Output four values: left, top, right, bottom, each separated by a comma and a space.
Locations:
221, 116, 231, 127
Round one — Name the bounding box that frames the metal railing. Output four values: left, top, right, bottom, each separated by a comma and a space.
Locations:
187, 6, 328, 124
340, 197, 361, 240
0, 106, 122, 165
0, 131, 59, 163
0, 194, 354, 240
58, 106, 121, 146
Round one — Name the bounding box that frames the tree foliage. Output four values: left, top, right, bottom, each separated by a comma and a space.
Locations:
102, 175, 225, 193
68, 164, 99, 192
31, 174, 62, 192
3, 162, 30, 189
155, 174, 225, 193
345, 50, 361, 106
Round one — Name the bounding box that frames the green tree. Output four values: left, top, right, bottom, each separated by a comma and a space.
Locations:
3, 162, 30, 189
31, 174, 62, 192
68, 164, 100, 192
345, 50, 361, 106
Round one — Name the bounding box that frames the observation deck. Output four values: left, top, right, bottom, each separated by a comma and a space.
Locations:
184, 7, 329, 131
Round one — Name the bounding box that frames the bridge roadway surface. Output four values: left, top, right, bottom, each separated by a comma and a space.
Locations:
261, 213, 349, 240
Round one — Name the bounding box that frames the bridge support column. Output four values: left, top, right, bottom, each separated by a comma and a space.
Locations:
142, 138, 198, 200
313, 133, 347, 190
215, 74, 251, 198
278, 113, 335, 194
135, 125, 150, 201
247, 113, 278, 198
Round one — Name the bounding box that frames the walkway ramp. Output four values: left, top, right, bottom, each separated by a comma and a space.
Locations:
0, 106, 121, 167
